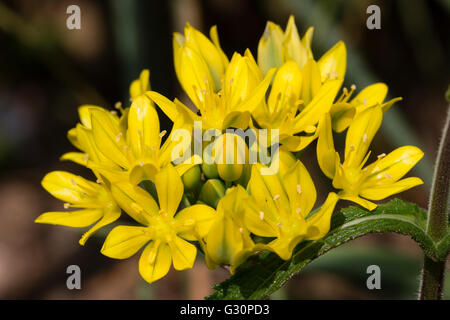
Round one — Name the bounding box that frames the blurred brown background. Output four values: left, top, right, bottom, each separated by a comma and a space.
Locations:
0, 0, 448, 299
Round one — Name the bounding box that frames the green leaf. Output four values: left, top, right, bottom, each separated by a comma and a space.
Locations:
207, 199, 438, 300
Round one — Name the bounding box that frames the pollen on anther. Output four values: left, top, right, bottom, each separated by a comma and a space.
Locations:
239, 228, 244, 233
350, 144, 355, 151
115, 102, 122, 110
115, 132, 122, 142
139, 161, 144, 167
83, 153, 89, 163
385, 173, 393, 179
96, 178, 103, 184
362, 133, 367, 143
377, 153, 386, 159
296, 184, 302, 194
159, 130, 167, 138
64, 203, 70, 209
273, 194, 280, 201
259, 211, 265, 220
350, 84, 356, 90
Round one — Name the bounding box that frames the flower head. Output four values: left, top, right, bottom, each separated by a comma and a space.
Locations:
245, 162, 339, 260
317, 105, 424, 210
101, 165, 216, 283
36, 171, 120, 245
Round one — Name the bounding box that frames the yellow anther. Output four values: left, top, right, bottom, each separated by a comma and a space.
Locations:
159, 130, 167, 138
296, 184, 302, 194
377, 153, 386, 159
64, 203, 70, 209
385, 173, 393, 179
115, 132, 122, 142
259, 211, 265, 220
273, 194, 280, 201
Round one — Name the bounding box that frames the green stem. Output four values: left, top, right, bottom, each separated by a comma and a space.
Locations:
419, 106, 450, 300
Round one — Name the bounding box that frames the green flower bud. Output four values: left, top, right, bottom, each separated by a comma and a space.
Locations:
199, 179, 225, 208
201, 162, 219, 179
214, 133, 249, 182
181, 165, 202, 191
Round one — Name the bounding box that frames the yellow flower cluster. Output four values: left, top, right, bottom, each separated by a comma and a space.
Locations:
36, 16, 423, 283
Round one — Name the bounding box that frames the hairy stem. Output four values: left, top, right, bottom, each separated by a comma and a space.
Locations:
419, 106, 450, 300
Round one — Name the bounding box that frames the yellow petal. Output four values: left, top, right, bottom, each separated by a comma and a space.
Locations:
129, 69, 151, 99
351, 83, 387, 109
381, 97, 402, 113
317, 113, 337, 179
60, 152, 88, 166
185, 23, 226, 90
282, 15, 308, 68
305, 192, 339, 240
294, 78, 342, 132
257, 21, 284, 75
101, 226, 151, 259
41, 171, 100, 206
266, 236, 304, 260
78, 105, 104, 129
317, 41, 346, 82
35, 209, 103, 228
237, 68, 276, 113
222, 111, 251, 130
139, 241, 172, 283
154, 165, 183, 217
177, 46, 215, 106
176, 204, 217, 240
360, 177, 423, 200
301, 27, 314, 60
362, 146, 424, 187
299, 58, 322, 105
129, 163, 158, 185
209, 25, 229, 69
243, 198, 278, 237
79, 206, 121, 245
127, 95, 159, 159
147, 91, 198, 124
344, 106, 382, 168
339, 194, 377, 211
206, 216, 243, 265
224, 53, 261, 110
283, 160, 317, 218
90, 109, 129, 169
330, 102, 355, 132
247, 164, 290, 217
168, 236, 197, 270
111, 182, 158, 225
268, 60, 302, 113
